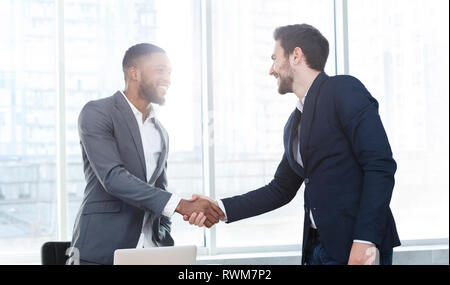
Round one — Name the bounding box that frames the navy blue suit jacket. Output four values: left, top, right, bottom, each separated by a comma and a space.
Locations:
221, 72, 401, 264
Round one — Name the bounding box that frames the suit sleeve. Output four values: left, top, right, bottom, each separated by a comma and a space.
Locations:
334, 77, 397, 246
221, 153, 303, 223
78, 101, 171, 217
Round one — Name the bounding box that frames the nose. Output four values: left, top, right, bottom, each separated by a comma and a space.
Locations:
162, 75, 171, 87
269, 64, 275, 76
269, 65, 278, 78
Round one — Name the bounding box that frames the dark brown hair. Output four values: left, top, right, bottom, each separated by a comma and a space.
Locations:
274, 24, 329, 71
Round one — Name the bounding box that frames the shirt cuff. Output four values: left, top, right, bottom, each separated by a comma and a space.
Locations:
162, 193, 181, 218
218, 200, 228, 222
353, 240, 375, 245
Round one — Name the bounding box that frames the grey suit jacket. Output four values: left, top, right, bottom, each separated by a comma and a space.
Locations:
70, 91, 174, 265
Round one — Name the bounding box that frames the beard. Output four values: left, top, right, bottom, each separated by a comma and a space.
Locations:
138, 78, 166, 105
277, 63, 294, 95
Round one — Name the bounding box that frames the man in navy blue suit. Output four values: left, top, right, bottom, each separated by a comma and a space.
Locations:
186, 24, 400, 265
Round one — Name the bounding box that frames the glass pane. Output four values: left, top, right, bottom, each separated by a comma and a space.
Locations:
0, 0, 57, 256
347, 0, 449, 239
211, 0, 336, 247
65, 0, 204, 247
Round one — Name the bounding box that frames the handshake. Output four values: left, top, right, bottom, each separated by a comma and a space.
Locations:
175, 194, 225, 228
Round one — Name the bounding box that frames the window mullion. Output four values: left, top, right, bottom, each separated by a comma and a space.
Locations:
56, 0, 68, 241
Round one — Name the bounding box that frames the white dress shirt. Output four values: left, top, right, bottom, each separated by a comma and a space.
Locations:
218, 88, 373, 245
120, 91, 181, 248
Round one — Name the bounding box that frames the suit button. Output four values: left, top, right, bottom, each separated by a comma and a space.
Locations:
304, 178, 310, 184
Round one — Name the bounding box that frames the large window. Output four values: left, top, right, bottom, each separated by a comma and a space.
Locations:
0, 0, 57, 255
63, 0, 204, 245
347, 0, 449, 240
210, 0, 336, 247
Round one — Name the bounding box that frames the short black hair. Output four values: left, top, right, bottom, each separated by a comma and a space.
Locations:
122, 43, 165, 77
273, 24, 329, 71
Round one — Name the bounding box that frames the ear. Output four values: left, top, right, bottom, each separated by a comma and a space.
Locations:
128, 66, 140, 81
290, 47, 304, 65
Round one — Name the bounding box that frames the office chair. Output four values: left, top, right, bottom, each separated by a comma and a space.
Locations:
41, 241, 71, 265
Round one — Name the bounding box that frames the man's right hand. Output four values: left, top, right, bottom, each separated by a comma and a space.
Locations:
183, 194, 226, 227
175, 196, 225, 228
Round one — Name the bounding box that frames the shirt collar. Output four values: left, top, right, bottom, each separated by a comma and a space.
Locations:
296, 86, 310, 113
120, 90, 156, 122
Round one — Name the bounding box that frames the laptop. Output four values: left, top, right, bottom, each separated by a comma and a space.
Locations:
113, 245, 197, 265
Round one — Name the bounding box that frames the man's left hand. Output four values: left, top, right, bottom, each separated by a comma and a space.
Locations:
348, 242, 376, 265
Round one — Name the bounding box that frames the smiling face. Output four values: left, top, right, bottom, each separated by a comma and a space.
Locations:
269, 41, 294, 95
136, 52, 172, 105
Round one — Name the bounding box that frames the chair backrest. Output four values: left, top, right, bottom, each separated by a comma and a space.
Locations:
41, 241, 72, 265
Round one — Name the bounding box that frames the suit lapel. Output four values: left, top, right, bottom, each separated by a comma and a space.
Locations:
286, 109, 305, 177
114, 91, 147, 180
148, 118, 168, 185
299, 72, 328, 171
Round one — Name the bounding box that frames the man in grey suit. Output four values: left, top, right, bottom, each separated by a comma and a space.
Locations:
70, 43, 224, 265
